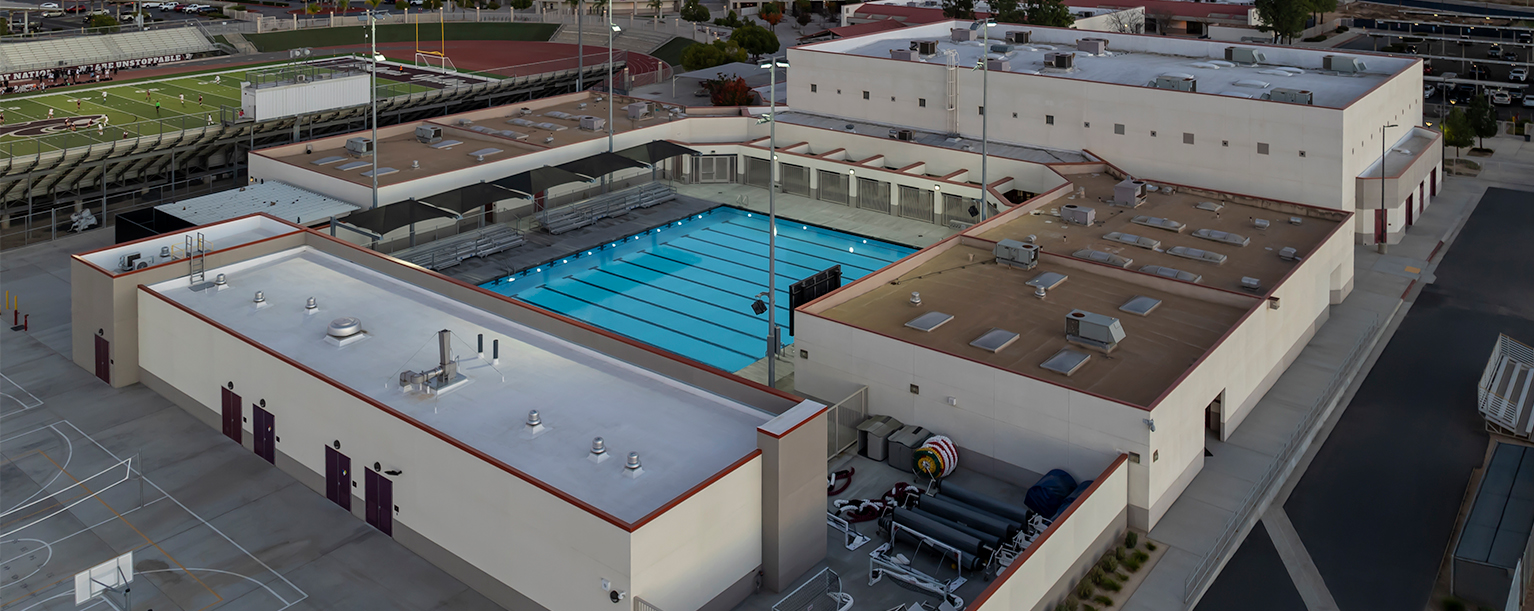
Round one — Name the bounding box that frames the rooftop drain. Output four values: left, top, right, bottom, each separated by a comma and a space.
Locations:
1140, 264, 1203, 283
1040, 349, 1092, 376
589, 437, 611, 463
1119, 296, 1162, 317
970, 328, 1020, 353
905, 312, 954, 333
623, 452, 644, 479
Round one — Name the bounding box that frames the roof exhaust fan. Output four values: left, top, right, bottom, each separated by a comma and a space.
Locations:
1065, 310, 1126, 353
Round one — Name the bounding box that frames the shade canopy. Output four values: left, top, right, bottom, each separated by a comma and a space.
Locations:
616, 140, 700, 165
489, 166, 590, 197
555, 152, 651, 179
339, 199, 459, 237
417, 182, 523, 214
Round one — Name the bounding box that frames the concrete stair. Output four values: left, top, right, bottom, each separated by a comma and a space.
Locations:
224, 32, 259, 55
551, 23, 674, 53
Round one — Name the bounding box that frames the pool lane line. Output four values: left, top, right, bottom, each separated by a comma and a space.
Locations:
525, 287, 759, 361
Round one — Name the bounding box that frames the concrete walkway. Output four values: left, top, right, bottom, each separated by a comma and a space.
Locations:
1123, 139, 1513, 610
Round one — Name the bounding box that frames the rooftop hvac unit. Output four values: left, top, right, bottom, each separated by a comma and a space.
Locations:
889, 128, 915, 141
579, 116, 607, 131
1045, 52, 1075, 69
987, 58, 1011, 71
1225, 47, 1266, 64
891, 48, 919, 61
626, 102, 651, 120
1065, 310, 1126, 353
1154, 73, 1196, 92
1267, 88, 1313, 105
414, 125, 442, 144
1114, 179, 1147, 207
952, 28, 974, 42
1061, 203, 1095, 225
1077, 38, 1107, 56
911, 39, 939, 55
1006, 30, 1031, 44
994, 239, 1040, 270
990, 43, 1013, 54
345, 137, 373, 157
1323, 55, 1366, 73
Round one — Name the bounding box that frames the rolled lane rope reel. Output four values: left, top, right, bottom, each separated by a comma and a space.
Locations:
828, 467, 855, 496
914, 435, 959, 479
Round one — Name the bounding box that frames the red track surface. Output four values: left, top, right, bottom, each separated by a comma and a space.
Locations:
323, 41, 662, 78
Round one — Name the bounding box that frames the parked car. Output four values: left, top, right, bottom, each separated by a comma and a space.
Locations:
1513, 67, 1529, 82
1458, 34, 1472, 45
1423, 61, 1435, 76
1425, 84, 1435, 99
40, 9, 63, 16
63, 4, 89, 12
1492, 89, 1513, 105
40, 2, 60, 7
1512, 89, 1525, 101
1469, 64, 1490, 80
1520, 31, 1533, 44
159, 2, 178, 9
1524, 95, 1534, 108
1488, 44, 1503, 58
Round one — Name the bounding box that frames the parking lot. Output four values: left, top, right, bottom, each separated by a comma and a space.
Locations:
1342, 29, 1534, 119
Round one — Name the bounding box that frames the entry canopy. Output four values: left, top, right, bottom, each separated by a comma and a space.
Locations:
417, 182, 523, 214
555, 152, 651, 180
616, 140, 701, 165
489, 165, 590, 197
338, 199, 460, 238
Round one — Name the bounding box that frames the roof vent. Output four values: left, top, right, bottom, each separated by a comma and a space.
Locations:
1153, 74, 1196, 92
1119, 296, 1162, 316
1140, 264, 1203, 283
910, 291, 922, 306
1289, 216, 1303, 225
1241, 277, 1263, 291
1252, 218, 1271, 229
305, 297, 319, 315
1034, 285, 1047, 299
522, 409, 548, 439
325, 316, 367, 347
995, 239, 1040, 269
905, 312, 954, 332
970, 328, 1020, 353
1131, 215, 1185, 232
623, 452, 644, 478
1104, 232, 1161, 250
1072, 249, 1133, 268
252, 291, 269, 309
1040, 348, 1091, 376
1225, 47, 1267, 64
1279, 246, 1301, 261
1061, 204, 1095, 225
1115, 179, 1147, 207
1192, 228, 1250, 247
214, 273, 228, 291
1026, 271, 1069, 290
1065, 310, 1126, 353
1167, 246, 1228, 265
589, 437, 611, 463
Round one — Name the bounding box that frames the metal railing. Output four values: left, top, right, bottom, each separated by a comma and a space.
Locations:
1183, 313, 1383, 603
633, 598, 664, 611
1477, 333, 1534, 432
827, 386, 867, 461
773, 568, 852, 611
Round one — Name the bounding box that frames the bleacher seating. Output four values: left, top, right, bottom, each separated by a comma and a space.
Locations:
392, 223, 526, 270
540, 182, 675, 235
0, 28, 216, 75
551, 24, 675, 53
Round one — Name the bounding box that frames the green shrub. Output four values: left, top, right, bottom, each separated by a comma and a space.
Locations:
1441, 598, 1465, 611
1124, 558, 1142, 572
1304, 34, 1326, 42
1132, 550, 1149, 563
1093, 594, 1114, 607
1088, 566, 1105, 584
1116, 571, 1130, 581
1082, 606, 1097, 611
1077, 580, 1095, 599
1055, 599, 1079, 611
1335, 25, 1348, 33
1099, 576, 1122, 592
1124, 532, 1138, 549
1100, 555, 1119, 572
1114, 546, 1126, 561
1146, 542, 1157, 551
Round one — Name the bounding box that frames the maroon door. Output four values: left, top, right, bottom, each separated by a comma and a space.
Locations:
326, 446, 352, 511
94, 335, 110, 384
252, 405, 275, 464
1406, 194, 1414, 226
220, 388, 242, 444
365, 468, 393, 536
1375, 209, 1387, 244
1431, 168, 1438, 196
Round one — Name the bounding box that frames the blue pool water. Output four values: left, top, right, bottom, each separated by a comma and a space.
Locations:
481, 207, 915, 372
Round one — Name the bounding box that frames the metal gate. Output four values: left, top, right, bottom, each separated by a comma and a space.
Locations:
782, 163, 810, 197
818, 170, 849, 205
746, 156, 771, 188
695, 154, 735, 183
857, 178, 890, 214
899, 185, 935, 223
941, 193, 971, 225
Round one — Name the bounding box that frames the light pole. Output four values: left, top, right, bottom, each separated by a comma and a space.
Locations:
1380, 123, 1397, 253
757, 54, 788, 387
609, 14, 620, 153
369, 9, 379, 210
577, 0, 584, 91
970, 18, 995, 221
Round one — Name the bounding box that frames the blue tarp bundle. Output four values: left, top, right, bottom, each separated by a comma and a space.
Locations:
1025, 469, 1077, 517
1052, 480, 1096, 520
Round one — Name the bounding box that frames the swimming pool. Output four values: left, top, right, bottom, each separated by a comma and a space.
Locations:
481, 206, 916, 372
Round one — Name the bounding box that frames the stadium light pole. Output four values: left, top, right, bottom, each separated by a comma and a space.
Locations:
757, 54, 787, 387
970, 18, 995, 222
578, 0, 584, 91
609, 15, 620, 154
369, 9, 380, 210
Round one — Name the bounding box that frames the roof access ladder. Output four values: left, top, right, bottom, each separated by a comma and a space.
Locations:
1478, 334, 1534, 439
186, 232, 209, 287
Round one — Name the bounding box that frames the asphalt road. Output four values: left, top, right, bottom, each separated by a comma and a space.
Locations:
1194, 522, 1308, 611
1199, 187, 1534, 611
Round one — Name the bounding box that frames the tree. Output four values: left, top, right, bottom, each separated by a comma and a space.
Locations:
703, 74, 754, 106
304, 2, 322, 14
989, 0, 1025, 24
337, 0, 351, 12
940, 0, 973, 19
1443, 108, 1473, 159
1468, 94, 1498, 148
1302, 0, 1335, 31
1024, 0, 1071, 27
647, 0, 663, 24
681, 39, 747, 71
680, 0, 709, 22
795, 10, 811, 26
757, 1, 783, 31
565, 0, 581, 14
713, 9, 743, 26
395, 0, 408, 10
1105, 9, 1143, 33
730, 22, 779, 58
1253, 0, 1305, 43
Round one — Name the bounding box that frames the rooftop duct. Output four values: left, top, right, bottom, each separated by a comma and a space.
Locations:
398, 329, 465, 395
414, 125, 442, 144
1225, 47, 1267, 64
1279, 246, 1301, 261
994, 239, 1040, 270
1066, 310, 1126, 353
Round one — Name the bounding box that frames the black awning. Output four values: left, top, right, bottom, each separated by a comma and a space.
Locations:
490, 165, 590, 197
418, 182, 523, 215
555, 152, 651, 179
616, 140, 701, 165
339, 200, 459, 237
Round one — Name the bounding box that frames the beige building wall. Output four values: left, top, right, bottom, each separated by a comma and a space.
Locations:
630, 456, 763, 611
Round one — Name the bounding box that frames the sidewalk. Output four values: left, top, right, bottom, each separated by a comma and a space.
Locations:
1122, 139, 1520, 610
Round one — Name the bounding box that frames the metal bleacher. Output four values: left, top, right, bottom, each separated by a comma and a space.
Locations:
392, 223, 526, 271
0, 28, 216, 75
539, 182, 675, 235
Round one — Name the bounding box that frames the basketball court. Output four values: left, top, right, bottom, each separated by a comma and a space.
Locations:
0, 420, 306, 611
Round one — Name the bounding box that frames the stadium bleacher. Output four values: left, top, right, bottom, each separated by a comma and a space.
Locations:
0, 28, 216, 76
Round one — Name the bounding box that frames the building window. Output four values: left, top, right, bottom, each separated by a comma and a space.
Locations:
1221, 140, 1229, 147
1012, 112, 1018, 118
1183, 133, 1195, 145
1046, 115, 1054, 125
811, 84, 817, 93
1084, 122, 1090, 128
1299, 151, 1307, 158
863, 91, 870, 100
1258, 142, 1270, 155
979, 106, 985, 115
890, 96, 896, 102
919, 98, 927, 107
1114, 124, 1125, 135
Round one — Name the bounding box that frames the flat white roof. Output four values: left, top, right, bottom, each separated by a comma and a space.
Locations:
157, 181, 359, 227
79, 215, 296, 275
809, 21, 1416, 108
149, 247, 771, 523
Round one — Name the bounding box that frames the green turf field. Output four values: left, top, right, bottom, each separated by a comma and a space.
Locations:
650, 37, 697, 67
0, 60, 437, 158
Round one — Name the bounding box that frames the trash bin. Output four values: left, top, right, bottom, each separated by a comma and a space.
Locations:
887, 425, 936, 473
856, 415, 903, 462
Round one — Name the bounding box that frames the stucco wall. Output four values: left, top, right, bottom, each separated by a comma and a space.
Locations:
630, 456, 763, 611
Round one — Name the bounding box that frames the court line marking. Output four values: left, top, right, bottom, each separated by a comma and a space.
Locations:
1, 425, 73, 515
0, 538, 53, 591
